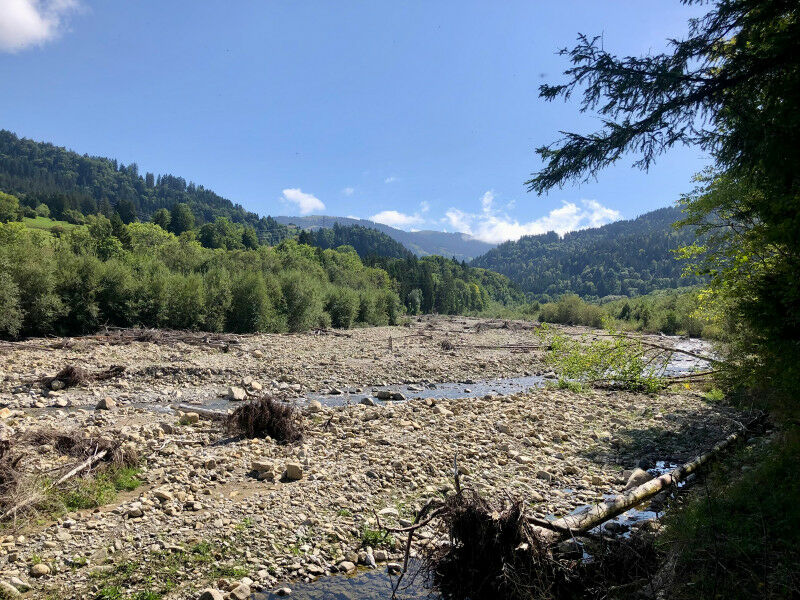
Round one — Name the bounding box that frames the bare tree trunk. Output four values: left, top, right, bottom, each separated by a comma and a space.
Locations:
533, 425, 746, 538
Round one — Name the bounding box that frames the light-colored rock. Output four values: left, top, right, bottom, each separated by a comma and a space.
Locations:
230, 583, 251, 599
96, 397, 116, 410
285, 462, 303, 481
228, 386, 247, 401
29, 563, 51, 577
338, 561, 356, 573
0, 581, 21, 597
624, 468, 653, 490
307, 400, 323, 413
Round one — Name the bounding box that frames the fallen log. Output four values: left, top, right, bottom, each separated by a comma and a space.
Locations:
537, 424, 748, 538
175, 404, 228, 421
54, 449, 108, 486
0, 449, 109, 522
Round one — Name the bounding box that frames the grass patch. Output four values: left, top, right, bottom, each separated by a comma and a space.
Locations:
22, 216, 77, 232
54, 467, 141, 512
86, 539, 248, 598
660, 426, 800, 599
360, 524, 393, 549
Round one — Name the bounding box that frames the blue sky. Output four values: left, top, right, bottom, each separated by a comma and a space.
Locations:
0, 1, 709, 242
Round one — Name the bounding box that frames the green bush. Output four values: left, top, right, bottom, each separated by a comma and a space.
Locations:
164, 273, 205, 330
227, 272, 273, 333
280, 271, 323, 332
0, 267, 23, 337
326, 287, 359, 328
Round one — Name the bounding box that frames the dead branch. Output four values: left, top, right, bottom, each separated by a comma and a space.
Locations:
541, 421, 751, 538
39, 364, 125, 390
593, 333, 721, 365
0, 449, 108, 522
176, 404, 228, 421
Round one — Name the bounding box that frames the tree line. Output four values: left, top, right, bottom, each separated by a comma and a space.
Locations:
0, 130, 292, 245
471, 207, 702, 300
0, 210, 524, 339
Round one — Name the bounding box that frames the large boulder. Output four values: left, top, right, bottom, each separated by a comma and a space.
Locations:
285, 462, 303, 481
624, 468, 653, 490
228, 386, 247, 401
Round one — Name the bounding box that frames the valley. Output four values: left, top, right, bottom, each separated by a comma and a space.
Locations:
0, 317, 739, 598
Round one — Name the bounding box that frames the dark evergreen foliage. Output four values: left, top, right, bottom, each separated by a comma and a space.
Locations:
472, 207, 700, 299
299, 222, 413, 260
0, 130, 292, 245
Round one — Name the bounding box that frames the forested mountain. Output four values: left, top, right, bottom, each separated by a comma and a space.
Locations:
299, 222, 413, 260
0, 130, 495, 260
274, 215, 495, 261
0, 130, 292, 244
472, 207, 701, 300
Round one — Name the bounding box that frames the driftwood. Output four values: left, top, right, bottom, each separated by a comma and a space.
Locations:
0, 449, 109, 522
537, 423, 749, 538
309, 328, 352, 338
376, 420, 756, 593
176, 404, 228, 421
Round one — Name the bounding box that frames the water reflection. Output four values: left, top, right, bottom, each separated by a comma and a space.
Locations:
255, 562, 437, 600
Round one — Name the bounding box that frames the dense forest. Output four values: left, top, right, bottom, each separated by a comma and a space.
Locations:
298, 222, 413, 260
472, 207, 701, 300
0, 205, 522, 338
0, 130, 292, 245
275, 214, 495, 261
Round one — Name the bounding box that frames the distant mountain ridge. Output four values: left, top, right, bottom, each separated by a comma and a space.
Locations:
274, 214, 495, 261
471, 206, 702, 300
0, 130, 493, 260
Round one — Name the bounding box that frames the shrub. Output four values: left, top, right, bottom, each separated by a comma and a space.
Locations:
202, 267, 232, 332
0, 191, 21, 223
225, 396, 304, 443
0, 268, 23, 338
326, 287, 359, 328
227, 271, 273, 333
280, 271, 323, 332
164, 272, 205, 330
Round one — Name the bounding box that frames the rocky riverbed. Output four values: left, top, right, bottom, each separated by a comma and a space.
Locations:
0, 317, 736, 599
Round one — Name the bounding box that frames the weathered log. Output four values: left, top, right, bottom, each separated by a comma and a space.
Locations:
537, 425, 746, 537
1, 449, 109, 521
55, 449, 108, 486
176, 404, 228, 421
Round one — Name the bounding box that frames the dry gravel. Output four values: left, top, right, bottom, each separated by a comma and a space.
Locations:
0, 317, 738, 599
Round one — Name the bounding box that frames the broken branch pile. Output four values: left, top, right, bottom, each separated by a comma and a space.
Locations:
377, 421, 757, 600
40, 364, 126, 390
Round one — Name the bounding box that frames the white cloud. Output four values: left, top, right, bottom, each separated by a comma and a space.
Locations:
442, 191, 621, 243
281, 188, 325, 215
419, 201, 430, 213
480, 190, 494, 214
443, 208, 474, 234
0, 0, 82, 53
369, 210, 425, 229
341, 187, 354, 196
384, 176, 397, 184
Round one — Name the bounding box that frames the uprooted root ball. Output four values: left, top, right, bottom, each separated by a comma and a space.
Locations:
0, 439, 23, 501
40, 364, 126, 390
226, 396, 304, 443
422, 489, 660, 600
423, 489, 574, 600
23, 430, 138, 467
